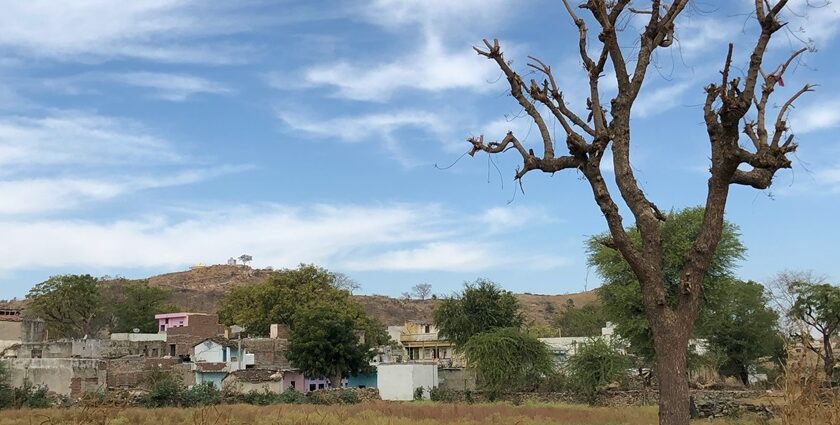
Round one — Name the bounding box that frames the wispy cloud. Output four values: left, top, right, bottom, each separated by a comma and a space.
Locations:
791, 99, 840, 134
633, 81, 694, 118
0, 203, 570, 274
106, 72, 232, 101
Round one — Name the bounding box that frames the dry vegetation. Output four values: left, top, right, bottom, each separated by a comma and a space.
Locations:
777, 346, 840, 424
0, 402, 770, 425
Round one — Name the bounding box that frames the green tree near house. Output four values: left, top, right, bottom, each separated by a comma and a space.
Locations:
554, 300, 607, 337
590, 207, 745, 361
461, 327, 554, 397
286, 302, 376, 388
26, 274, 104, 338
433, 278, 523, 347
109, 282, 179, 333
787, 279, 840, 383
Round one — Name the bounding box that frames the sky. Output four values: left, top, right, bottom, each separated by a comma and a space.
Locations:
1, 0, 839, 300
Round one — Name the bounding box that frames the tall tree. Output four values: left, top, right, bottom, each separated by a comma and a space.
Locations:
554, 300, 607, 337
787, 279, 840, 383
701, 279, 781, 386
591, 207, 745, 360
462, 3, 809, 422
287, 302, 376, 387
411, 283, 432, 300
26, 274, 103, 338
433, 279, 523, 347
109, 282, 178, 333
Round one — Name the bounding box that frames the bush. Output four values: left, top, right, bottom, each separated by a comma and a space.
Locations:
241, 389, 280, 405
0, 363, 12, 409
182, 382, 221, 407
14, 382, 50, 408
565, 338, 630, 404
337, 389, 360, 404
413, 386, 425, 400
429, 387, 457, 402
278, 388, 307, 404
142, 375, 183, 408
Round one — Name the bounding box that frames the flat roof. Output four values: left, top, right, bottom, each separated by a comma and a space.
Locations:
154, 312, 212, 319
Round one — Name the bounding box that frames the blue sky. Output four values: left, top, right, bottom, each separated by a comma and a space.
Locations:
1, 0, 839, 299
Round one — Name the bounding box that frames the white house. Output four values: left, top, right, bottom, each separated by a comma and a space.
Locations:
376, 363, 438, 401
192, 338, 255, 388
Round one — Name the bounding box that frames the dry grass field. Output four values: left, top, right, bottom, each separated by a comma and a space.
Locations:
0, 402, 771, 425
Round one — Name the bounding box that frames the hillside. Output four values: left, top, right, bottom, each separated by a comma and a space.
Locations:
100, 265, 596, 326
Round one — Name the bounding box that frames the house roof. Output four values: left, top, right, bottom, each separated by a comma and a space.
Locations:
227, 368, 285, 383
0, 316, 22, 322
194, 362, 227, 372
155, 312, 213, 319
193, 337, 239, 349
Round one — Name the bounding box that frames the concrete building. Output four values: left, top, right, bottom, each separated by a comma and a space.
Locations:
377, 363, 438, 400
1, 358, 106, 397
192, 338, 254, 387
397, 321, 460, 367
161, 313, 226, 358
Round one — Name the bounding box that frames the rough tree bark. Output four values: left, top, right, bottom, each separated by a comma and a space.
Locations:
464, 2, 811, 424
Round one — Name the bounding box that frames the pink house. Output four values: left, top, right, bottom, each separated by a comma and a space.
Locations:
155, 312, 205, 332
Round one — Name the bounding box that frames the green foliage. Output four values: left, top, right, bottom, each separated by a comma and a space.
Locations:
789, 280, 840, 339
337, 389, 360, 404
241, 389, 280, 405
110, 282, 178, 333
700, 279, 781, 385
287, 303, 374, 384
277, 388, 306, 404
0, 366, 52, 410
143, 374, 184, 408
413, 386, 425, 401
0, 363, 12, 409
553, 300, 607, 337
182, 382, 221, 407
433, 279, 523, 347
590, 207, 745, 360
26, 274, 104, 338
565, 338, 630, 404
526, 325, 559, 338
428, 386, 457, 402
461, 327, 554, 397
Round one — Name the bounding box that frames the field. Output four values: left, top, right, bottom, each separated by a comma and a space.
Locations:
0, 403, 772, 425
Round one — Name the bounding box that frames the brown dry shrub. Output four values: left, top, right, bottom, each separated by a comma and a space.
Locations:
777, 344, 840, 424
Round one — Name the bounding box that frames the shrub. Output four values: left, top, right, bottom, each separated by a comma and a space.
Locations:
142, 374, 183, 408
429, 387, 457, 402
565, 338, 630, 404
278, 388, 307, 404
0, 362, 12, 409
182, 382, 221, 407
14, 382, 50, 409
241, 389, 281, 405
413, 386, 425, 400
337, 389, 360, 404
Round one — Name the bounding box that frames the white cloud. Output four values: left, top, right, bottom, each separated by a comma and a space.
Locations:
0, 111, 181, 168
479, 205, 553, 231
303, 36, 498, 102
106, 72, 232, 101
0, 203, 569, 274
280, 110, 448, 143
791, 100, 840, 134
0, 166, 248, 215
780, 0, 840, 44
633, 81, 694, 118
674, 18, 739, 58
0, 1, 256, 63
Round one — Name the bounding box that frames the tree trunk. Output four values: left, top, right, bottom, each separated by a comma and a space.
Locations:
653, 325, 691, 425
330, 374, 343, 390
739, 367, 750, 388
823, 335, 835, 386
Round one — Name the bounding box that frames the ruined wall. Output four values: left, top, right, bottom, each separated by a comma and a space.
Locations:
21, 319, 47, 343
106, 357, 179, 389
0, 321, 21, 340
438, 368, 477, 391
1, 358, 106, 397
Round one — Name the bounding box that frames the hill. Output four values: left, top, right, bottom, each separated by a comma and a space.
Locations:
94, 265, 597, 326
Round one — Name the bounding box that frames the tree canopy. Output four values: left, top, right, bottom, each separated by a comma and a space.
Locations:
433, 279, 523, 347
554, 300, 607, 337
109, 282, 178, 333
590, 207, 745, 360
788, 278, 840, 381
26, 274, 103, 338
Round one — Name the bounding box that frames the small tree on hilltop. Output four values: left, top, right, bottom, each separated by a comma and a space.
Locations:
411, 283, 432, 300
238, 254, 253, 266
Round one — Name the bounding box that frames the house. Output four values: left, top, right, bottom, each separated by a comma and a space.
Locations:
158, 313, 226, 358
397, 321, 461, 367
192, 338, 254, 387
377, 363, 438, 400
539, 322, 618, 363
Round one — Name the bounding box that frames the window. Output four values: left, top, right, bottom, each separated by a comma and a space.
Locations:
358, 385, 366, 389
222, 348, 228, 362
290, 381, 295, 389
165, 318, 169, 324
309, 383, 316, 391
160, 325, 165, 331
424, 325, 431, 333
318, 383, 325, 390
169, 344, 176, 356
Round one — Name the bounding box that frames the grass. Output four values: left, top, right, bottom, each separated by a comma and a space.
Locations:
0, 402, 773, 425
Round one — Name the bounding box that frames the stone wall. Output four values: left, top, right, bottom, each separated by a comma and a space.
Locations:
438, 368, 477, 391
241, 338, 289, 368
166, 316, 225, 358
106, 357, 180, 389
1, 358, 106, 397
0, 320, 21, 340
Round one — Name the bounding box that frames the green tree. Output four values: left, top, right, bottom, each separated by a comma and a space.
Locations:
26, 274, 103, 338
286, 303, 373, 387
700, 279, 781, 386
565, 338, 630, 403
461, 327, 554, 397
218, 264, 352, 336
554, 300, 607, 337
110, 282, 178, 333
433, 279, 523, 347
590, 207, 745, 360
788, 280, 840, 383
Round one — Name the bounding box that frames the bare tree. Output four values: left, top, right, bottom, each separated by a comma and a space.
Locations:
464, 2, 811, 424
411, 283, 432, 300
332, 272, 361, 295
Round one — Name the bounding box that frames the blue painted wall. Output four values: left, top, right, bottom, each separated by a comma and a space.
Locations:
346, 372, 377, 389
195, 372, 227, 388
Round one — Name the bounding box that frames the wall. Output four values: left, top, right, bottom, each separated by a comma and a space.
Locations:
195, 371, 226, 388
346, 372, 377, 389
242, 338, 289, 368
1, 358, 106, 397
21, 319, 47, 343
111, 333, 166, 342
166, 318, 224, 358
106, 357, 180, 389
0, 321, 21, 340
377, 363, 438, 401
438, 368, 477, 391
283, 370, 305, 392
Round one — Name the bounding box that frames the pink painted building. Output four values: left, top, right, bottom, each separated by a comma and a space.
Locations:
155, 312, 213, 332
